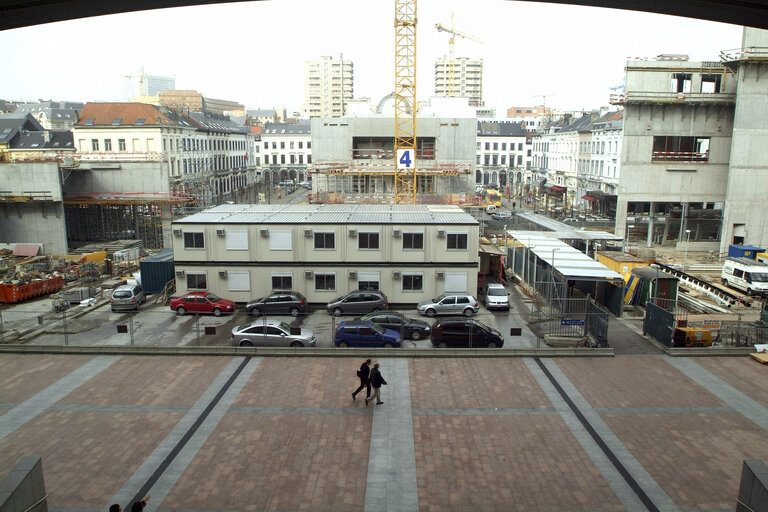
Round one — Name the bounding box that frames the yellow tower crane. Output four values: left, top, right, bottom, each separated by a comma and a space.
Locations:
394, 0, 418, 204
435, 14, 482, 99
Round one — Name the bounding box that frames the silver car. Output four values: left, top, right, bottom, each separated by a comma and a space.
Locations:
110, 283, 146, 312
231, 319, 316, 347
483, 283, 510, 310
417, 293, 480, 317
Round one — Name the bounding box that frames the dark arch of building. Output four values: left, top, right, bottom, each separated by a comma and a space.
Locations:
1, 0, 767, 32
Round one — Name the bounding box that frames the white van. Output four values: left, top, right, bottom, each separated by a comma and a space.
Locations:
721, 257, 768, 296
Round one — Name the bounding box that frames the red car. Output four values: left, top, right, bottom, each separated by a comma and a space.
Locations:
169, 291, 237, 316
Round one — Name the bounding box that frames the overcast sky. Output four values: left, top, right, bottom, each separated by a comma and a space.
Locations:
0, 0, 744, 115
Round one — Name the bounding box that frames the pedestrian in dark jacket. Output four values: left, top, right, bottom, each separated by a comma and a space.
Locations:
365, 362, 387, 405
352, 359, 372, 401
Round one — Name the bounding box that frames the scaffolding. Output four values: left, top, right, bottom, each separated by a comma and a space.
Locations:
63, 192, 192, 250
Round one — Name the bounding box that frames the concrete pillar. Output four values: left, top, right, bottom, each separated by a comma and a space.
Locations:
647, 201, 655, 247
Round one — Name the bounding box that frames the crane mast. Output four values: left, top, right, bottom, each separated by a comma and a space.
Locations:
394, 0, 417, 204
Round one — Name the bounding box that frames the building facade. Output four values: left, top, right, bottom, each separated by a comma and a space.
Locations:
260, 122, 312, 185
14, 101, 83, 130
310, 114, 476, 203
171, 204, 480, 304
302, 55, 354, 118
434, 57, 483, 107
475, 121, 530, 192
613, 56, 736, 250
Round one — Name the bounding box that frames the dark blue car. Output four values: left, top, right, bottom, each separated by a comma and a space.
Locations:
334, 320, 402, 348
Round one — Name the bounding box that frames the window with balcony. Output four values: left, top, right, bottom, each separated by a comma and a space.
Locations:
652, 136, 710, 161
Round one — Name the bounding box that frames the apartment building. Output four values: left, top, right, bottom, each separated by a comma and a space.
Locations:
578, 111, 623, 217
123, 67, 175, 100
260, 122, 312, 184
434, 57, 483, 107
171, 203, 480, 304
475, 121, 530, 191
302, 55, 354, 118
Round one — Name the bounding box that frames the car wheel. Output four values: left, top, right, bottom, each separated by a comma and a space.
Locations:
746, 288, 753, 297
249, 307, 261, 316
383, 342, 393, 348
411, 330, 422, 341
487, 341, 499, 348
721, 278, 728, 285
213, 308, 222, 317
463, 308, 474, 317
437, 341, 448, 348
290, 340, 304, 347
333, 307, 343, 317
176, 306, 186, 316
426, 308, 436, 318
239, 340, 254, 347
289, 307, 300, 317
338, 341, 349, 348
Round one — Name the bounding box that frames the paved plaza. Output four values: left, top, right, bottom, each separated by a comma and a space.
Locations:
1, 352, 767, 512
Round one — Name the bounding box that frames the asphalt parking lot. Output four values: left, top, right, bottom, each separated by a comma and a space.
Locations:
8, 286, 540, 349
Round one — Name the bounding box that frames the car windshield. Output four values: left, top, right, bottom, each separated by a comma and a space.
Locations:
206, 294, 221, 302
277, 321, 291, 332
488, 287, 506, 296
431, 294, 446, 303
371, 324, 386, 335
748, 272, 768, 283
113, 291, 131, 298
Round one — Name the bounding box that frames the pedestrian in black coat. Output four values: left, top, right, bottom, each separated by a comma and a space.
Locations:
365, 362, 387, 405
352, 358, 372, 400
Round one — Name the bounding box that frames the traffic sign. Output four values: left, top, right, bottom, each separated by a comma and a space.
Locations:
396, 149, 415, 169
561, 318, 585, 326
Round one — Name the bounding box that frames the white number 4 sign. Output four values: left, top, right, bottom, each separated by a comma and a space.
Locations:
396, 149, 414, 169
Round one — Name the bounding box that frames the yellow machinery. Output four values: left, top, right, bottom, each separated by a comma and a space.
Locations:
394, 0, 417, 204
673, 327, 713, 347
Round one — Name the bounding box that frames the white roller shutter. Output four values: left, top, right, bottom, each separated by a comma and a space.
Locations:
227, 270, 250, 291
444, 272, 467, 292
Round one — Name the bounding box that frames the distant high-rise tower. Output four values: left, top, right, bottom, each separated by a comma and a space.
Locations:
434, 57, 483, 107
123, 67, 176, 100
302, 55, 354, 118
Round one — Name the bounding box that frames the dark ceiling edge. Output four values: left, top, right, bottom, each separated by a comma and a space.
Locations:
0, 0, 765, 32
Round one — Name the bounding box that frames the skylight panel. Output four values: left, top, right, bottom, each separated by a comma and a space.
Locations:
135, 118, 145, 125
84, 119, 95, 125
112, 118, 122, 125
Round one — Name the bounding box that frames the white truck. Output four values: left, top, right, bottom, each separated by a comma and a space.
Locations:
721, 257, 768, 296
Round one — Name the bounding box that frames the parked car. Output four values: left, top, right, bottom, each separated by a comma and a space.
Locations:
491, 209, 512, 221
170, 291, 236, 316
417, 293, 479, 317
357, 311, 431, 340
231, 319, 316, 347
334, 320, 402, 348
482, 283, 510, 311
298, 181, 312, 190
430, 318, 504, 348
562, 217, 580, 225
326, 290, 388, 316
245, 292, 308, 317
110, 283, 146, 312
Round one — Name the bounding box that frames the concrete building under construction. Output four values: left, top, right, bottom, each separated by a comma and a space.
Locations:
310, 101, 477, 204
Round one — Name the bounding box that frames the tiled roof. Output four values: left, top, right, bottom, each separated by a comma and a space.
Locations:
76, 102, 192, 127
263, 122, 311, 135
477, 121, 526, 136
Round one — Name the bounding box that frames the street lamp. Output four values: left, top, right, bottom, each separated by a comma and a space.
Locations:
683, 229, 692, 271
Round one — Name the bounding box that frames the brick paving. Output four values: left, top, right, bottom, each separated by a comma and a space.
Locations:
0, 353, 766, 512
59, 355, 230, 407
0, 354, 93, 403
0, 410, 183, 508
161, 413, 371, 512
604, 412, 768, 510
413, 414, 624, 512
694, 356, 768, 408
555, 355, 727, 408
